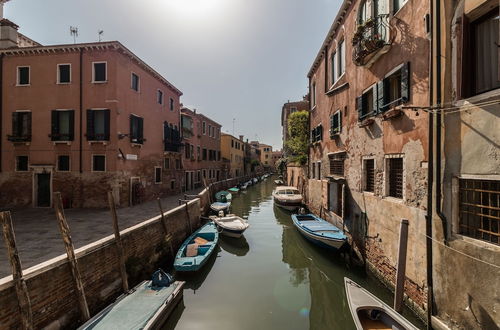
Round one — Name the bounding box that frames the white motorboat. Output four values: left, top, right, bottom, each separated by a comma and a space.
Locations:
272, 186, 303, 211
209, 213, 250, 238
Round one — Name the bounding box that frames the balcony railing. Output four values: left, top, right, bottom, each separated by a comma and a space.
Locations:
352, 14, 391, 66
164, 128, 182, 152
7, 134, 31, 142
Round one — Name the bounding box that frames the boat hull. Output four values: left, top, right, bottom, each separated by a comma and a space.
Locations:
291, 214, 346, 251
174, 222, 219, 272
295, 224, 345, 249
217, 226, 246, 238
273, 197, 302, 211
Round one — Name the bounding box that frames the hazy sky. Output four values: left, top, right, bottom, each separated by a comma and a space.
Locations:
5, 0, 340, 150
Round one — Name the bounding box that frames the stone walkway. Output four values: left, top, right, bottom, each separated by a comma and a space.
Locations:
0, 188, 204, 279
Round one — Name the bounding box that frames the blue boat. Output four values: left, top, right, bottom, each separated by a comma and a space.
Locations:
291, 214, 347, 250
78, 269, 184, 330
215, 191, 232, 202
174, 222, 219, 272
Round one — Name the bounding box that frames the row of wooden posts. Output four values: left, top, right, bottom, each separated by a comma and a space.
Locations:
0, 190, 194, 330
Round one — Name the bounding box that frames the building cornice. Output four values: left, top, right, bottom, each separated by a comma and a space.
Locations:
0, 40, 183, 96
307, 0, 353, 78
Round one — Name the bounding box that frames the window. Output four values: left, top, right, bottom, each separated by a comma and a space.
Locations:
328, 181, 344, 217
393, 0, 407, 13
131, 73, 139, 91
170, 180, 176, 190
316, 161, 322, 179
9, 111, 31, 142
51, 110, 74, 141
87, 109, 110, 141
154, 167, 162, 184
331, 52, 336, 85
231, 140, 234, 148
330, 110, 342, 137
290, 107, 297, 113
93, 62, 107, 82
130, 115, 144, 144
197, 171, 201, 182
329, 154, 345, 176
197, 146, 201, 160
358, 0, 389, 24
459, 179, 499, 245
16, 156, 28, 172
357, 86, 376, 120
311, 82, 316, 108
387, 157, 403, 199
175, 159, 181, 169
377, 62, 410, 111
203, 169, 207, 178
364, 159, 375, 192
57, 155, 70, 172
337, 40, 345, 78
169, 98, 174, 111
208, 125, 212, 137
164, 157, 170, 169
311, 125, 323, 143
164, 122, 181, 152
185, 143, 191, 159
17, 66, 30, 85
202, 148, 207, 161
217, 151, 221, 161
202, 121, 206, 135
57, 64, 71, 84
92, 155, 106, 172
157, 90, 163, 104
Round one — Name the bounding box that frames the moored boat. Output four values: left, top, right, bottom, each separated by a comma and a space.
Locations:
274, 179, 284, 185
78, 269, 184, 330
209, 213, 250, 238
344, 277, 419, 330
272, 186, 303, 211
240, 183, 248, 190
252, 178, 258, 184
210, 202, 231, 213
174, 222, 219, 272
291, 213, 346, 250
228, 187, 240, 194
215, 190, 232, 202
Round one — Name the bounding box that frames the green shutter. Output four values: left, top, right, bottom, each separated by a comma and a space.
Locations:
138, 117, 144, 143
87, 109, 94, 140
401, 62, 410, 102
68, 110, 75, 141
103, 109, 110, 141
338, 111, 342, 133
377, 80, 386, 112
51, 111, 58, 141
372, 85, 378, 115
356, 96, 363, 120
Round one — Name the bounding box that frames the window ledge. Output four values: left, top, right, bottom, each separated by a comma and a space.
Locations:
326, 82, 349, 96
450, 233, 500, 253
358, 118, 375, 127
56, 82, 71, 85
92, 81, 108, 84
326, 174, 345, 181
53, 141, 72, 146
382, 108, 403, 121
131, 143, 143, 148
12, 142, 30, 146
363, 191, 375, 196
455, 88, 500, 107
383, 196, 404, 204
16, 84, 30, 87
88, 141, 108, 145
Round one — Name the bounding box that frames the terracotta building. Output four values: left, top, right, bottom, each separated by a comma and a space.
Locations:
281, 98, 309, 156
180, 107, 222, 190
307, 0, 430, 317
0, 19, 183, 208
220, 133, 245, 178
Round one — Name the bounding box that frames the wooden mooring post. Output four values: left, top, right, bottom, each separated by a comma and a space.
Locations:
157, 198, 174, 256
107, 192, 129, 293
394, 218, 409, 313
0, 211, 33, 330
53, 192, 90, 321
184, 201, 193, 235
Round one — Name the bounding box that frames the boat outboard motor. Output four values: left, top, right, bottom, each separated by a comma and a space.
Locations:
218, 210, 224, 218
298, 207, 306, 215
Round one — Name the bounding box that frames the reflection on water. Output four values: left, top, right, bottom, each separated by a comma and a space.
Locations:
163, 176, 424, 330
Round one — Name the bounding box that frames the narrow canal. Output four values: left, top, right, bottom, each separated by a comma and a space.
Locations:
164, 176, 424, 330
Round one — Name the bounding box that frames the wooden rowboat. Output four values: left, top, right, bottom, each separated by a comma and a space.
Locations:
344, 277, 419, 330
174, 222, 219, 272
79, 270, 184, 330
291, 213, 346, 250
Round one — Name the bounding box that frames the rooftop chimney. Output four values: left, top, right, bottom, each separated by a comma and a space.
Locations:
239, 135, 243, 141
0, 18, 18, 49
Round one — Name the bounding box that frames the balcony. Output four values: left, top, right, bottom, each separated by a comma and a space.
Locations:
7, 134, 31, 143
352, 14, 392, 67
164, 128, 182, 153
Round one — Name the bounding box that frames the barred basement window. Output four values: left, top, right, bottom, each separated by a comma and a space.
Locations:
459, 179, 499, 245
388, 157, 403, 199
364, 159, 375, 192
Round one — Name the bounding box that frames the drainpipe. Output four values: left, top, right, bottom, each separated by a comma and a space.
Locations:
425, 0, 435, 328
434, 0, 448, 244
0, 54, 3, 172
79, 49, 83, 173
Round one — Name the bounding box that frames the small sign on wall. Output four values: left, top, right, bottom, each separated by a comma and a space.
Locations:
126, 154, 138, 160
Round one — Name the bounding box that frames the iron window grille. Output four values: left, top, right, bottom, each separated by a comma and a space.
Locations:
459, 179, 499, 245
329, 153, 345, 177
364, 159, 375, 192
330, 111, 342, 137
388, 157, 403, 199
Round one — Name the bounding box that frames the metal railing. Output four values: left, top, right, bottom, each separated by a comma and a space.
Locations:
352, 14, 391, 66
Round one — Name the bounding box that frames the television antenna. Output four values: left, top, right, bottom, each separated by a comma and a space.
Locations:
98, 30, 104, 42
232, 118, 235, 135
70, 26, 79, 44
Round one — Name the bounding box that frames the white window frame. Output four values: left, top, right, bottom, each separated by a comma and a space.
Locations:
331, 109, 342, 136
15, 155, 29, 172
92, 61, 107, 83
57, 63, 72, 84
154, 166, 162, 184
16, 66, 30, 86
56, 155, 71, 172
311, 82, 317, 109
131, 72, 140, 92
91, 154, 106, 172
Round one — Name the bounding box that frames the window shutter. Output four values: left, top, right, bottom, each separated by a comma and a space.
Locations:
51, 111, 58, 141
25, 112, 32, 140
377, 80, 386, 112
103, 109, 110, 141
319, 125, 323, 141
68, 110, 75, 141
401, 62, 410, 102
129, 115, 135, 142
372, 85, 378, 115
163, 122, 168, 142
338, 112, 342, 133
330, 115, 334, 136
356, 96, 363, 120
87, 110, 94, 140
138, 117, 144, 143
12, 112, 19, 136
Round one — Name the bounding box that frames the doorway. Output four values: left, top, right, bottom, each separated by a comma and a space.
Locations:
36, 173, 51, 207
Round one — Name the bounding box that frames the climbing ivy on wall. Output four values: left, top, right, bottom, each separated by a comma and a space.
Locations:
286, 110, 309, 165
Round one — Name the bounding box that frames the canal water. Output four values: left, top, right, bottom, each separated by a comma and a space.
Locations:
164, 176, 424, 330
